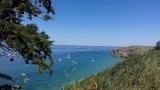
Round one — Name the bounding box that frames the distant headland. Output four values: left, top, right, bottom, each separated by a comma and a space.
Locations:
112, 45, 153, 58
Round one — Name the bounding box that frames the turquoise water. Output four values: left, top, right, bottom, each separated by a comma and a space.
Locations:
0, 45, 121, 90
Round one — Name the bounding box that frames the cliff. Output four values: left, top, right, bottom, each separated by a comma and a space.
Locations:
112, 46, 153, 58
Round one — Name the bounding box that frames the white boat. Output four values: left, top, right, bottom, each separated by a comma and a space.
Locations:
72, 61, 77, 65
67, 54, 70, 58
91, 59, 95, 62
58, 58, 62, 61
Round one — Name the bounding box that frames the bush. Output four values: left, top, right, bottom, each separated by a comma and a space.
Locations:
154, 41, 160, 51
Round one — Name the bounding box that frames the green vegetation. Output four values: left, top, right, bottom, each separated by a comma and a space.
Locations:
63, 45, 160, 90
112, 46, 153, 58
117, 45, 153, 54
0, 0, 55, 75
154, 41, 160, 51
0, 0, 54, 89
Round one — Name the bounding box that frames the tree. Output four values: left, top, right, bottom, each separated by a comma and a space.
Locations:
0, 0, 55, 89
154, 41, 160, 51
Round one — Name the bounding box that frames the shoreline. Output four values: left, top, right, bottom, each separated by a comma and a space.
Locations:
111, 45, 153, 58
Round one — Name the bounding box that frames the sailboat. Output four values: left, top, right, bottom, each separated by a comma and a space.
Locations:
67, 54, 70, 58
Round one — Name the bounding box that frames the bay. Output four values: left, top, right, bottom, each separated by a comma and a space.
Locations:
0, 45, 121, 90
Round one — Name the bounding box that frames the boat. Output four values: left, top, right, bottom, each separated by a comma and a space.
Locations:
72, 61, 77, 65
58, 58, 62, 61
91, 58, 95, 62
67, 54, 70, 58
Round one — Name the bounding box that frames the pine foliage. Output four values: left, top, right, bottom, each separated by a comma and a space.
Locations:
0, 0, 55, 89
0, 73, 15, 83
0, 0, 55, 23
0, 84, 12, 90
0, 0, 55, 75
0, 73, 15, 90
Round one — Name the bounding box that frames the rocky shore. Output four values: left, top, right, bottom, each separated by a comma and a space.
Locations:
112, 46, 153, 58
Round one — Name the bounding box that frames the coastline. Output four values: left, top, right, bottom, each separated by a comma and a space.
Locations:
111, 45, 153, 58
63, 45, 158, 90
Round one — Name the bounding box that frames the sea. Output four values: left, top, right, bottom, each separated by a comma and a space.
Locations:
0, 45, 121, 90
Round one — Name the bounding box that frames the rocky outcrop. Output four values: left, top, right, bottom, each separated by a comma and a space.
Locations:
112, 46, 153, 58
112, 49, 131, 58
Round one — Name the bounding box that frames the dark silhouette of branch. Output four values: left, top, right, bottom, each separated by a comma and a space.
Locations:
0, 72, 16, 83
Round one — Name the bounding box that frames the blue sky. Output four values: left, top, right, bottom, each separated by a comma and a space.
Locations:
23, 0, 160, 46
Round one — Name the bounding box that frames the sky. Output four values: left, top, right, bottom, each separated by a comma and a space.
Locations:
23, 0, 160, 46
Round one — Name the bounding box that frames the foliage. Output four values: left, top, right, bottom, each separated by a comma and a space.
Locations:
0, 0, 55, 23
0, 21, 54, 75
0, 84, 12, 90
0, 0, 55, 89
0, 73, 15, 90
63, 49, 160, 90
154, 41, 160, 51
0, 72, 15, 83
0, 0, 55, 75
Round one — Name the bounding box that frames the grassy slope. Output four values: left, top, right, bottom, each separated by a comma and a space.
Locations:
63, 50, 160, 90
115, 46, 153, 54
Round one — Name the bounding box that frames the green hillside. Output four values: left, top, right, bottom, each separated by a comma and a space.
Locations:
63, 49, 160, 90
112, 46, 153, 58
117, 46, 153, 53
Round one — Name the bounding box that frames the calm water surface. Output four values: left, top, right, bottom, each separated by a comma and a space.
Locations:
0, 45, 121, 90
